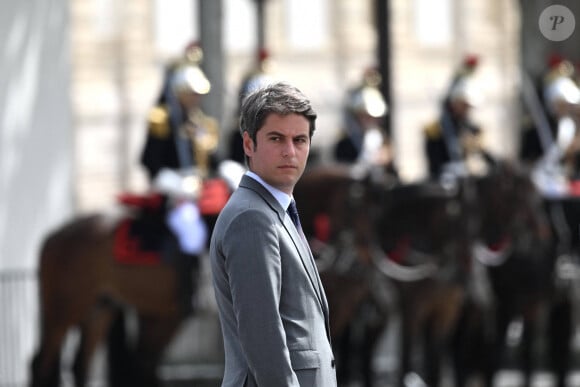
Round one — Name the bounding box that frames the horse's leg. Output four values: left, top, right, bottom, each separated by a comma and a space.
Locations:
132, 313, 183, 387
31, 237, 78, 387
450, 299, 492, 387
30, 319, 70, 387
335, 324, 353, 386
324, 271, 372, 386
520, 315, 536, 387
353, 290, 390, 387
107, 307, 138, 387
428, 288, 462, 387
449, 299, 474, 387
30, 345, 61, 387
72, 298, 117, 387
362, 313, 388, 387
485, 304, 511, 387
423, 318, 442, 387
547, 296, 572, 387
398, 309, 414, 387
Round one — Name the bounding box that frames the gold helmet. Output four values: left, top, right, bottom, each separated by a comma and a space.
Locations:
170, 42, 211, 95
346, 67, 388, 118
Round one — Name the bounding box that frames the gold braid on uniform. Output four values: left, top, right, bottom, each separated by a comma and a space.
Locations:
182, 108, 220, 176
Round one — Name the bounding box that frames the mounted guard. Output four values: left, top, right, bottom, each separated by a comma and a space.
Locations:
141, 42, 220, 181
333, 67, 397, 180
521, 54, 580, 197
423, 54, 494, 182
543, 56, 580, 190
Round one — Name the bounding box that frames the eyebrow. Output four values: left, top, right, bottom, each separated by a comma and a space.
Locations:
265, 130, 308, 139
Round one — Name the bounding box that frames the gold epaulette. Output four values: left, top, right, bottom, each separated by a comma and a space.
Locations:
423, 121, 442, 139
200, 112, 220, 137
195, 111, 220, 152
147, 105, 170, 138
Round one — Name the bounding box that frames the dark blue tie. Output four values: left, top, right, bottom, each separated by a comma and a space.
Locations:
287, 200, 303, 232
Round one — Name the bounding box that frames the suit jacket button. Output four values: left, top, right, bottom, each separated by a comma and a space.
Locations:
331, 359, 335, 368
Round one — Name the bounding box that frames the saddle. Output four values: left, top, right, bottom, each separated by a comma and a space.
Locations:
112, 178, 231, 265
113, 192, 170, 265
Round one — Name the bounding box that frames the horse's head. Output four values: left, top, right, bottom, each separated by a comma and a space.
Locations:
365, 179, 475, 282
298, 165, 374, 218
478, 162, 545, 236
472, 159, 552, 265
294, 164, 391, 272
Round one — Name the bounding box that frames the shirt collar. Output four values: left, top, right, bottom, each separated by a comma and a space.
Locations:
245, 171, 293, 210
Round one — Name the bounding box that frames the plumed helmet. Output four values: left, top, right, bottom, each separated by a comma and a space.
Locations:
458, 54, 479, 77
170, 42, 211, 95
239, 72, 272, 98
238, 47, 275, 105
448, 78, 483, 107
544, 76, 580, 115
346, 67, 388, 118
543, 55, 580, 115
445, 54, 482, 106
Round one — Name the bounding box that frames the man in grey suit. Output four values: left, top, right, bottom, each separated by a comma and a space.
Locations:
210, 82, 337, 386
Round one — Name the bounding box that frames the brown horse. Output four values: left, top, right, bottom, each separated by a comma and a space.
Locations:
294, 164, 474, 387
450, 160, 558, 387
373, 180, 476, 387
293, 164, 394, 386
29, 176, 232, 387
29, 208, 198, 387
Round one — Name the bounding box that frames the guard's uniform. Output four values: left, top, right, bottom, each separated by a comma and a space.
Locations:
423, 110, 484, 178
140, 44, 219, 181
423, 56, 492, 179
332, 68, 397, 178
141, 104, 219, 180
543, 56, 580, 180
138, 44, 222, 314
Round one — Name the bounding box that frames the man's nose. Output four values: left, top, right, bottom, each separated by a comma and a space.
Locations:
283, 140, 296, 156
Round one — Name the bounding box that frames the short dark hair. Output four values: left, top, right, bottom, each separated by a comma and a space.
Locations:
239, 82, 317, 154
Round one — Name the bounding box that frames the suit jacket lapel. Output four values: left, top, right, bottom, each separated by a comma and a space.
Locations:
298, 225, 332, 340
240, 176, 328, 319
280, 207, 333, 342
283, 216, 325, 300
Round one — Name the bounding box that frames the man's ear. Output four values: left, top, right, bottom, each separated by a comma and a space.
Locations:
242, 131, 254, 156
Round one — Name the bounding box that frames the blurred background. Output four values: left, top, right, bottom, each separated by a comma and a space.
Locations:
3, 0, 580, 386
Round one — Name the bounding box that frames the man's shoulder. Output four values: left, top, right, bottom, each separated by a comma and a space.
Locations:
227, 185, 273, 212
215, 189, 276, 231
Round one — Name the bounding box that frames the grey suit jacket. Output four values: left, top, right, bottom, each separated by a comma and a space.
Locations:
210, 175, 336, 387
